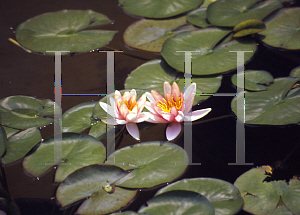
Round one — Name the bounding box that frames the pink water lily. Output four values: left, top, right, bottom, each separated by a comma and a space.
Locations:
99, 89, 148, 140
145, 82, 211, 141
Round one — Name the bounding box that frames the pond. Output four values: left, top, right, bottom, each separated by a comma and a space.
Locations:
1, 0, 300, 214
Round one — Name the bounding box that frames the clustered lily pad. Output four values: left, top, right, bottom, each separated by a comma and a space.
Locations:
15, 10, 117, 54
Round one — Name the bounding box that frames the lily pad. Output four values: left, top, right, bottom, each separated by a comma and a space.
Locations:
155, 178, 243, 215
290, 66, 300, 78
92, 90, 149, 121
62, 101, 97, 133
0, 125, 7, 158
88, 120, 108, 140
56, 165, 137, 215
233, 19, 266, 37
231, 77, 300, 125
124, 59, 222, 105
231, 70, 273, 91
202, 0, 218, 7
234, 166, 300, 215
138, 190, 215, 215
0, 96, 54, 129
124, 16, 198, 53
15, 10, 117, 54
161, 28, 257, 75
22, 133, 106, 182
187, 8, 211, 28
109, 141, 188, 188
119, 0, 204, 18
2, 127, 41, 165
260, 8, 300, 50
2, 126, 20, 139
207, 0, 282, 27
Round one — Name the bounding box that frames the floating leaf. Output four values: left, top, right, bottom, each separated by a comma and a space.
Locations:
0, 96, 54, 129
233, 19, 266, 37
119, 0, 204, 18
155, 178, 243, 215
161, 28, 257, 75
138, 190, 215, 215
187, 8, 211, 28
124, 16, 198, 52
202, 0, 218, 7
231, 70, 273, 91
56, 165, 137, 215
207, 0, 282, 27
2, 127, 41, 165
88, 120, 107, 140
2, 126, 19, 139
125, 59, 222, 105
231, 77, 300, 125
15, 10, 117, 54
0, 125, 8, 158
22, 133, 106, 182
234, 166, 300, 215
62, 102, 97, 133
290, 66, 300, 78
260, 8, 300, 50
110, 141, 188, 188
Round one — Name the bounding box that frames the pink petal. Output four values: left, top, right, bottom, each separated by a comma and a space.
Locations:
162, 113, 175, 122
170, 106, 178, 116
102, 119, 118, 126
130, 89, 137, 97
116, 119, 128, 124
146, 113, 169, 123
145, 92, 156, 103
137, 94, 147, 115
166, 122, 182, 141
132, 112, 149, 123
144, 101, 157, 114
183, 83, 196, 112
119, 102, 129, 119
164, 82, 172, 98
175, 111, 184, 122
184, 108, 212, 121
126, 106, 138, 121
123, 92, 131, 101
99, 102, 115, 117
151, 90, 164, 102
171, 82, 181, 100
114, 91, 122, 101
126, 123, 140, 140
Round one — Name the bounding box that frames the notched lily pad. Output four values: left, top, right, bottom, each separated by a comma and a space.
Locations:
2, 127, 41, 165
125, 59, 222, 105
231, 77, 300, 125
124, 16, 198, 52
290, 66, 300, 78
260, 8, 300, 50
119, 0, 204, 18
234, 166, 300, 215
138, 190, 215, 215
15, 10, 117, 54
56, 165, 137, 215
187, 8, 211, 28
207, 0, 282, 27
231, 70, 273, 91
0, 96, 54, 129
233, 19, 266, 37
155, 178, 243, 215
22, 133, 106, 182
161, 27, 256, 75
110, 141, 188, 188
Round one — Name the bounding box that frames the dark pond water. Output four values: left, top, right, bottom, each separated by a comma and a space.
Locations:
1, 0, 300, 214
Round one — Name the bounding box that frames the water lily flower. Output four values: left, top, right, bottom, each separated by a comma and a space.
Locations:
99, 89, 148, 140
145, 82, 211, 141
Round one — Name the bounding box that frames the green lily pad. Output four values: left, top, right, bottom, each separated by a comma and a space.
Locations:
271, 202, 294, 215
207, 0, 282, 27
0, 125, 8, 158
109, 141, 188, 188
88, 120, 108, 140
138, 190, 215, 215
15, 10, 117, 54
2, 126, 20, 139
187, 8, 211, 28
92, 90, 149, 121
155, 178, 243, 215
119, 0, 204, 18
124, 59, 222, 105
2, 127, 41, 165
202, 0, 218, 7
290, 66, 300, 78
231, 70, 273, 91
231, 77, 300, 125
233, 19, 266, 37
62, 101, 97, 133
234, 166, 300, 215
124, 16, 198, 53
56, 165, 137, 215
110, 212, 149, 215
0, 96, 54, 129
22, 133, 106, 182
260, 8, 300, 50
161, 28, 257, 75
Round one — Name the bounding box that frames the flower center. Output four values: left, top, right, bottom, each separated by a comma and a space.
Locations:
119, 97, 138, 112
157, 95, 183, 113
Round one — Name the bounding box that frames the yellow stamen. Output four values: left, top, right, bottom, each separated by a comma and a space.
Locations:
118, 96, 138, 112
157, 95, 183, 113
